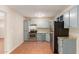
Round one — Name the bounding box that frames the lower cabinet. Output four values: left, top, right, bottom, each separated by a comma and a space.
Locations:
37, 33, 46, 41
46, 34, 50, 42
24, 30, 29, 41
37, 33, 50, 42
58, 37, 76, 54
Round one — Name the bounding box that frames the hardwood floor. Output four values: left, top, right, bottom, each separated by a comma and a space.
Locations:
0, 38, 4, 54
11, 41, 53, 54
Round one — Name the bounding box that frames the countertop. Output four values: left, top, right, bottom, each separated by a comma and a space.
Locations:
58, 28, 79, 40
69, 28, 79, 38
37, 28, 54, 33
58, 32, 79, 40
58, 37, 76, 40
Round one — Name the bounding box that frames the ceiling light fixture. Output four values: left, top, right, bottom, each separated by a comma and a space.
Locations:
34, 12, 45, 17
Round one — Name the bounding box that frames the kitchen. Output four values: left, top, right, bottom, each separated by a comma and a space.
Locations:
24, 17, 52, 42
23, 5, 79, 54
0, 5, 79, 54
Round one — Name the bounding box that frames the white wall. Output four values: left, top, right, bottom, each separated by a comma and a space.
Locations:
0, 6, 24, 53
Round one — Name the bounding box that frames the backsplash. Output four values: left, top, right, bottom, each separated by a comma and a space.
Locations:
69, 28, 79, 38
69, 28, 79, 33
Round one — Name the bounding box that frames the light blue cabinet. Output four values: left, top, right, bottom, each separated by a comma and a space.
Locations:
58, 37, 76, 54
23, 20, 29, 41
62, 39, 76, 54
70, 6, 78, 28
37, 33, 46, 41
63, 11, 70, 28
63, 6, 79, 28
24, 30, 29, 40
37, 33, 50, 41
46, 34, 50, 42
77, 6, 79, 26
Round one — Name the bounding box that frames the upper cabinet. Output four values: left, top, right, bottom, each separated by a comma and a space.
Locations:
77, 6, 79, 26
63, 11, 70, 28
70, 6, 78, 28
58, 6, 79, 28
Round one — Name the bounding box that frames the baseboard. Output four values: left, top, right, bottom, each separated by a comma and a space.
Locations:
5, 41, 24, 54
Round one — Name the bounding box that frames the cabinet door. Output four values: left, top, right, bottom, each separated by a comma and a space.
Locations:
62, 39, 76, 54
77, 6, 79, 26
37, 33, 46, 41
70, 7, 77, 28
46, 34, 50, 42
63, 12, 70, 28
58, 39, 63, 54
24, 20, 29, 40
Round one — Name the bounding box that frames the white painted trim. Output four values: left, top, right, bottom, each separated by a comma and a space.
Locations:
5, 41, 24, 54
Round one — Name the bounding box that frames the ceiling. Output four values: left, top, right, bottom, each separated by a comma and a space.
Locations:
8, 5, 70, 18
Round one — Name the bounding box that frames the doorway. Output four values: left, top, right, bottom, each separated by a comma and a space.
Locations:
0, 11, 6, 54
